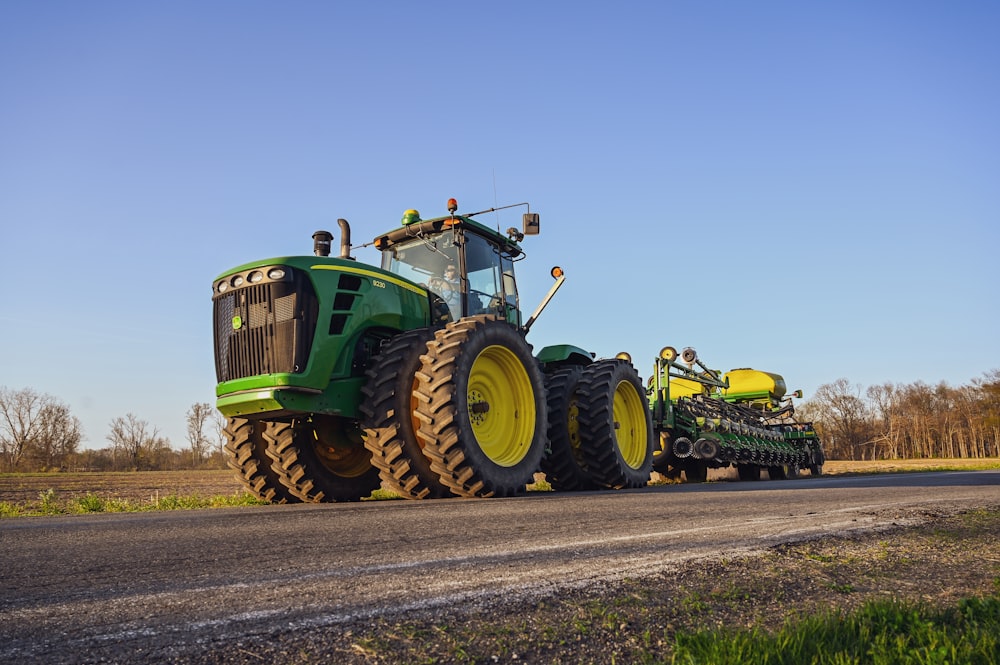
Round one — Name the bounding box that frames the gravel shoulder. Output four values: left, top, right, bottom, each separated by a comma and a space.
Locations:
187, 504, 1000, 664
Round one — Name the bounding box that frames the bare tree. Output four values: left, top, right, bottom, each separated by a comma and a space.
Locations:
0, 387, 83, 471
0, 387, 41, 471
867, 383, 901, 459
803, 378, 876, 460
107, 413, 160, 471
185, 403, 214, 468
30, 401, 83, 470
974, 369, 1000, 456
209, 408, 228, 459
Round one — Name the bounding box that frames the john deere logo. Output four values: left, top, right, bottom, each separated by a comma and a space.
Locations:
232, 315, 243, 330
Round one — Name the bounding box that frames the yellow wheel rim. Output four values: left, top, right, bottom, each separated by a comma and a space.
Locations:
613, 380, 648, 469
313, 421, 372, 478
567, 396, 581, 454
467, 344, 537, 467
651, 432, 670, 464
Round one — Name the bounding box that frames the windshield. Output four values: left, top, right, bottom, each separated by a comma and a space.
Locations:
381, 235, 458, 287
381, 234, 461, 319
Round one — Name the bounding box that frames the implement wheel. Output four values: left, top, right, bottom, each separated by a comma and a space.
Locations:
265, 417, 381, 502
684, 463, 708, 483
576, 359, 653, 489
224, 417, 299, 503
652, 432, 674, 473
539, 366, 598, 491
360, 329, 451, 499
809, 447, 825, 476
413, 316, 547, 498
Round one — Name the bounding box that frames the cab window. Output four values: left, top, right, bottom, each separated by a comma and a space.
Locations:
463, 233, 520, 325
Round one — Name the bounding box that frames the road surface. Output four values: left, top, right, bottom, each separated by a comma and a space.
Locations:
2, 470, 998, 663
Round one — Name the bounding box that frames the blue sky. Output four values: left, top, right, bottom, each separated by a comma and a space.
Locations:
2, 1, 998, 450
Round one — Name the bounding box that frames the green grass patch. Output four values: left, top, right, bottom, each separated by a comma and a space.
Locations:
670, 593, 1000, 664
366, 488, 403, 501
0, 489, 268, 517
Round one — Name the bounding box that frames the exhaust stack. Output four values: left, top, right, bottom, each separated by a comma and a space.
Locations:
337, 218, 353, 260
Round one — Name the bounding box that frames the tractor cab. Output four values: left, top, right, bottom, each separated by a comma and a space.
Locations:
374, 200, 536, 327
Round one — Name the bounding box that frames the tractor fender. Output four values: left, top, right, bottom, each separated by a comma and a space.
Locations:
536, 344, 594, 370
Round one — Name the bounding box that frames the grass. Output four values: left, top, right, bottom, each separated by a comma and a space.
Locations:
357, 583, 1000, 665
353, 590, 1000, 665
670, 591, 1000, 665
0, 488, 268, 517
0, 484, 419, 517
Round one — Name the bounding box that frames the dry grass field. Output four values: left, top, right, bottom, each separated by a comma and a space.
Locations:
704, 457, 1000, 481
0, 469, 242, 508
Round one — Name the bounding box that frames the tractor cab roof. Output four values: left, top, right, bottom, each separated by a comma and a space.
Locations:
372, 213, 523, 259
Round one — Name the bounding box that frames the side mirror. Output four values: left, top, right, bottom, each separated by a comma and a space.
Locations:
523, 213, 540, 235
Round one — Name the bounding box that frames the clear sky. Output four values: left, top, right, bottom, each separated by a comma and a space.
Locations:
2, 1, 998, 450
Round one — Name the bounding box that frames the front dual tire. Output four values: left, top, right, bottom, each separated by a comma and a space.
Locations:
413, 316, 547, 498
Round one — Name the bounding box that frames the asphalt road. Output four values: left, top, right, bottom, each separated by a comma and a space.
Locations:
2, 470, 998, 663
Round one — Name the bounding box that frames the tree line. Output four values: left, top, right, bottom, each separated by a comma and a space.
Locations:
3, 370, 999, 472
0, 387, 227, 472
797, 370, 1000, 461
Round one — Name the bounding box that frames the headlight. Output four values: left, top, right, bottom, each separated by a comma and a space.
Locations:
248, 270, 264, 284
267, 267, 286, 280
231, 275, 244, 288
218, 281, 229, 293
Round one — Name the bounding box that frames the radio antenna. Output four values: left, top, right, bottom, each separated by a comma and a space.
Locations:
492, 169, 500, 232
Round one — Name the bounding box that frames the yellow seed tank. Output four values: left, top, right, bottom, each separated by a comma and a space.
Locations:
722, 368, 787, 402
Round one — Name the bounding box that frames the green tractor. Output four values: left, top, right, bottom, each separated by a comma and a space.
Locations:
648, 345, 825, 483
212, 198, 654, 502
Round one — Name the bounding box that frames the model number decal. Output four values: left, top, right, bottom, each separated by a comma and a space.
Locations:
371, 279, 386, 289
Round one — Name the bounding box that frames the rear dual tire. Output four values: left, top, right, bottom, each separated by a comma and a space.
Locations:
569, 359, 654, 490
540, 367, 598, 491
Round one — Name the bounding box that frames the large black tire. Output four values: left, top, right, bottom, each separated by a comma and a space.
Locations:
575, 359, 654, 489
264, 417, 381, 502
223, 417, 299, 503
651, 432, 674, 473
809, 446, 825, 476
413, 316, 547, 498
360, 329, 451, 500
684, 463, 708, 483
539, 366, 599, 492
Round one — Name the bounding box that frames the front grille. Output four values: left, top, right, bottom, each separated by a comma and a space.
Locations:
213, 270, 318, 382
